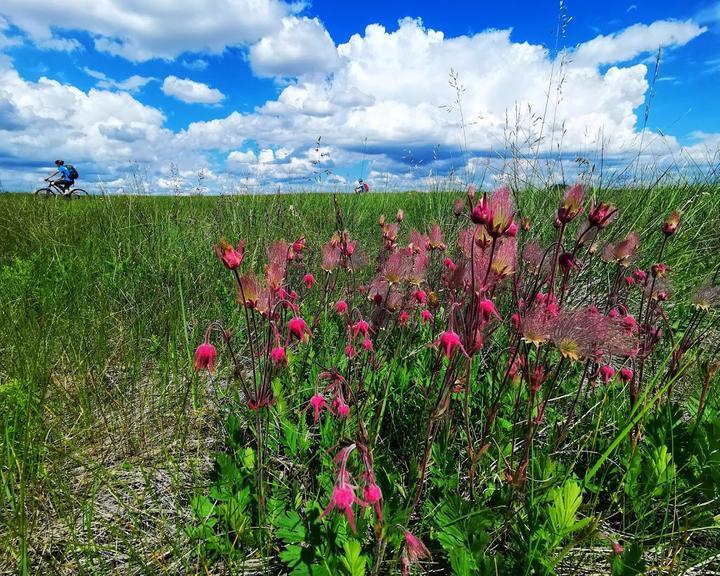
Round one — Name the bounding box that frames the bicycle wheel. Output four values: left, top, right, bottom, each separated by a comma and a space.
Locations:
34, 187, 54, 198
70, 188, 88, 198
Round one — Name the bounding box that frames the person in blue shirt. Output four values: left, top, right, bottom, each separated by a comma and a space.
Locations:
47, 159, 74, 195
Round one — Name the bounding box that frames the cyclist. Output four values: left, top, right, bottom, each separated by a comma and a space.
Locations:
354, 179, 369, 193
47, 160, 74, 196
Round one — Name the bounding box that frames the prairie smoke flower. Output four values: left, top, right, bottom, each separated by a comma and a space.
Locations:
270, 346, 287, 367
320, 482, 367, 533
467, 184, 476, 200
335, 401, 350, 419
267, 240, 291, 267
599, 364, 615, 384
292, 236, 306, 255
309, 393, 329, 422
322, 243, 341, 273
362, 482, 382, 505
619, 367, 634, 383
382, 251, 409, 284
382, 223, 399, 246
236, 274, 261, 309
443, 257, 457, 271
362, 337, 374, 352
602, 232, 640, 267
427, 224, 446, 250
396, 209, 404, 222
413, 289, 427, 304
521, 216, 532, 231
398, 311, 410, 326
453, 197, 466, 216
421, 309, 434, 324
478, 297, 501, 322
511, 313, 521, 330
265, 261, 285, 292
194, 341, 217, 372
587, 201, 615, 228
661, 211, 681, 236
351, 319, 370, 338
530, 365, 545, 393
624, 276, 635, 287
633, 268, 647, 283
557, 184, 585, 224
336, 300, 348, 314
651, 263, 668, 278
289, 290, 298, 301
559, 252, 579, 273
612, 542, 624, 556
486, 185, 515, 238
288, 316, 311, 342
345, 344, 355, 359
303, 273, 316, 289
490, 237, 517, 279
692, 283, 720, 310
409, 229, 430, 253
470, 192, 492, 225
403, 531, 431, 573
522, 241, 547, 275
506, 221, 518, 237
215, 238, 244, 270
436, 329, 468, 359
521, 306, 556, 347
407, 253, 429, 286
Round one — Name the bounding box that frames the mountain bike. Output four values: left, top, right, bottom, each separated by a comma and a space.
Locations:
35, 179, 88, 198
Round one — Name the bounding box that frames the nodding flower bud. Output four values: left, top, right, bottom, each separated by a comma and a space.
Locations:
345, 344, 356, 358
413, 289, 427, 304
303, 273, 316, 289
587, 202, 614, 228
619, 367, 634, 383
194, 341, 217, 372
443, 257, 457, 271
378, 214, 386, 227
270, 346, 287, 367
288, 316, 311, 342
215, 238, 244, 270
651, 263, 668, 278
436, 330, 467, 359
470, 193, 492, 225
396, 209, 404, 223
336, 300, 348, 314
467, 184, 476, 201
506, 221, 518, 237
599, 364, 615, 384
421, 309, 434, 324
633, 268, 647, 283
398, 311, 410, 326
292, 236, 306, 253
624, 276, 635, 287
661, 211, 680, 236
557, 183, 585, 224
559, 252, 577, 273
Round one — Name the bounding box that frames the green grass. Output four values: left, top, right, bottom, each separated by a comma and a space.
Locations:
0, 185, 718, 574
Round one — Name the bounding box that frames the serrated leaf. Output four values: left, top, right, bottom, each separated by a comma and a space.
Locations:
340, 540, 367, 576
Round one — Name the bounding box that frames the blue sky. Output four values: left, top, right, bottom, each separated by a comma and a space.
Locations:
0, 0, 718, 192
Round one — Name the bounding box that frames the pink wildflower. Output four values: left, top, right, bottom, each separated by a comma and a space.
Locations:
351, 319, 370, 339
336, 402, 350, 419
362, 337, 374, 352
292, 235, 306, 254
288, 316, 311, 342
399, 311, 410, 326
427, 224, 446, 250
421, 309, 434, 324
587, 201, 615, 228
215, 238, 244, 270
661, 211, 681, 236
320, 483, 366, 533
599, 364, 615, 384
470, 192, 492, 225
403, 531, 431, 568
396, 209, 404, 222
619, 367, 634, 383
309, 393, 329, 422
336, 300, 348, 314
303, 273, 316, 289
413, 289, 427, 304
270, 346, 287, 367
436, 330, 467, 359
443, 257, 457, 271
478, 297, 501, 322
557, 184, 585, 224
511, 312, 521, 330
345, 344, 356, 359
194, 341, 217, 372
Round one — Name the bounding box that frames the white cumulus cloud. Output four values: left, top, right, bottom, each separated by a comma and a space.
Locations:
249, 16, 340, 77
0, 0, 299, 61
162, 76, 225, 104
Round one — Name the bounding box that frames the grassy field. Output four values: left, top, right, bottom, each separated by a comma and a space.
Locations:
1, 186, 719, 575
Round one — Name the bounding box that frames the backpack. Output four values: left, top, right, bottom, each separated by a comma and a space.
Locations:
66, 164, 79, 179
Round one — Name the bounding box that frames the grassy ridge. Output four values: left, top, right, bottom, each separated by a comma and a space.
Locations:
0, 186, 718, 574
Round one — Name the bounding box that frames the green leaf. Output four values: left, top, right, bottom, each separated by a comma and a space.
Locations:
276, 510, 307, 544
339, 540, 367, 576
